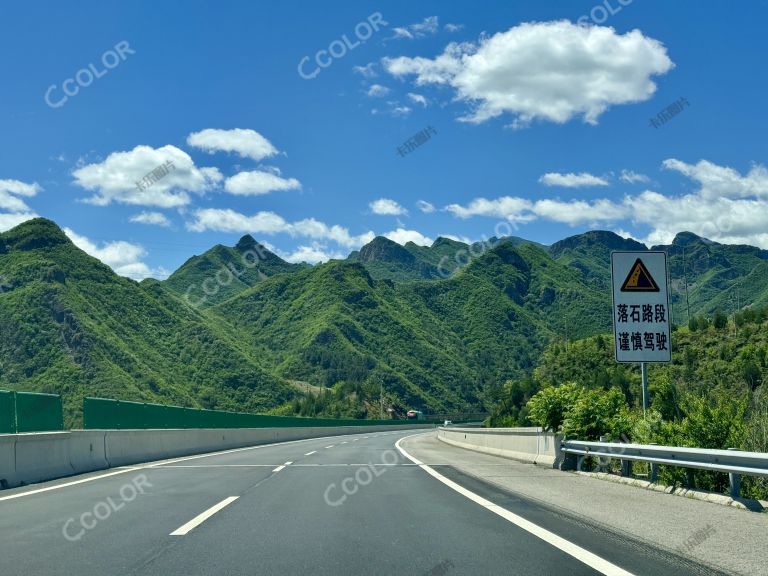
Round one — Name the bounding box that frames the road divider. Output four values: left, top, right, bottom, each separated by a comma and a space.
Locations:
0, 424, 432, 489
436, 426, 562, 468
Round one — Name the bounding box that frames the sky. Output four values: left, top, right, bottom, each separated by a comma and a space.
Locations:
2, 0, 768, 279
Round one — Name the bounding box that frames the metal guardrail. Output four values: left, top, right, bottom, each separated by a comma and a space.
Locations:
561, 440, 768, 498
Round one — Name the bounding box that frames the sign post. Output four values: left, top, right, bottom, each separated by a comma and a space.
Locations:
611, 252, 672, 414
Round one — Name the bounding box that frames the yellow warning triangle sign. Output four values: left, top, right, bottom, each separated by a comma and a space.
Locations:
621, 258, 659, 292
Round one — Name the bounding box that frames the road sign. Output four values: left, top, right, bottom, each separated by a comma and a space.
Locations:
611, 251, 671, 363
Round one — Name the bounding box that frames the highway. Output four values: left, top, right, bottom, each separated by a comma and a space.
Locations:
0, 430, 727, 575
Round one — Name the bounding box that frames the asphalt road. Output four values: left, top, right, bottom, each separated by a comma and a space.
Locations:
0, 430, 725, 575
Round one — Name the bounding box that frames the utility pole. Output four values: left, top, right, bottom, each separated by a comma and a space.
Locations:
641, 362, 648, 416
379, 381, 384, 420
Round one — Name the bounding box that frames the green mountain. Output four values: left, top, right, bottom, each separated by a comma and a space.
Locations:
0, 219, 294, 425
3, 219, 768, 426
347, 236, 442, 282
347, 235, 549, 283
548, 230, 768, 324
658, 233, 768, 320
549, 230, 647, 289
163, 234, 302, 307
212, 240, 610, 415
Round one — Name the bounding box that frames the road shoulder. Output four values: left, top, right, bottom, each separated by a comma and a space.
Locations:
402, 431, 768, 576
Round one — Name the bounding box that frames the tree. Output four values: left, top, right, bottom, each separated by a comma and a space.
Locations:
526, 383, 581, 433
650, 372, 681, 421
713, 309, 728, 330
561, 387, 633, 440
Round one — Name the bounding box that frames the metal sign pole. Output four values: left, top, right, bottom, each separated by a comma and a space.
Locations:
641, 362, 648, 416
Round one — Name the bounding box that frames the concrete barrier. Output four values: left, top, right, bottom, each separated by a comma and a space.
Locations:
0, 424, 433, 488
68, 430, 109, 475
104, 424, 430, 467
13, 432, 74, 486
0, 435, 16, 488
437, 426, 561, 467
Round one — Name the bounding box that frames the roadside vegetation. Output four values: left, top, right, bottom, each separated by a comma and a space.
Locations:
488, 305, 768, 499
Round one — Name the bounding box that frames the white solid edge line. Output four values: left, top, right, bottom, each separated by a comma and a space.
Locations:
170, 496, 239, 536
0, 467, 143, 502
394, 435, 637, 576
158, 464, 277, 468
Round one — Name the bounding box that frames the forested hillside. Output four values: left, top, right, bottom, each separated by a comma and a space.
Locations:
488, 306, 768, 498
2, 217, 768, 428
0, 219, 293, 425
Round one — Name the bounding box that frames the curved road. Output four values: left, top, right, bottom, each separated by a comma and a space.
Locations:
0, 429, 725, 575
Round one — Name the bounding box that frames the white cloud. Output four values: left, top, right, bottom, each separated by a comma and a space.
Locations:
440, 233, 473, 244
662, 158, 768, 200
392, 16, 439, 40
539, 172, 609, 188
384, 228, 433, 246
416, 200, 435, 213
353, 62, 378, 78
532, 198, 626, 225
280, 242, 344, 264
445, 195, 624, 226
383, 21, 674, 126
0, 179, 41, 231
443, 159, 768, 249
0, 179, 41, 197
186, 128, 279, 161
0, 212, 37, 232
407, 93, 428, 107
613, 229, 639, 241
445, 196, 535, 221
619, 169, 650, 184
625, 158, 768, 245
72, 145, 222, 208
0, 191, 33, 213
367, 84, 390, 97
186, 209, 375, 249
63, 228, 168, 280
391, 105, 412, 117
445, 23, 464, 33
224, 170, 301, 196
129, 211, 171, 227
370, 198, 408, 216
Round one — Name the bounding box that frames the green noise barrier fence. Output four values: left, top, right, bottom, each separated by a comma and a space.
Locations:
0, 391, 14, 433
0, 390, 64, 434
83, 397, 434, 430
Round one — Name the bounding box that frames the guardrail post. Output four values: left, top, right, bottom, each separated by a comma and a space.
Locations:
597, 436, 609, 472
728, 448, 741, 499
649, 443, 659, 483
559, 441, 577, 471
620, 458, 633, 477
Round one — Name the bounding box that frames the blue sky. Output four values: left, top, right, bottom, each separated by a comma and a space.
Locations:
2, 0, 768, 279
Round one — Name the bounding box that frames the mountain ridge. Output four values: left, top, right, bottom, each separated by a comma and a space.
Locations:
3, 218, 768, 425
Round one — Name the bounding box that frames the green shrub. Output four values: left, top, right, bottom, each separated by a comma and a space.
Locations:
561, 387, 633, 441
526, 382, 581, 433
